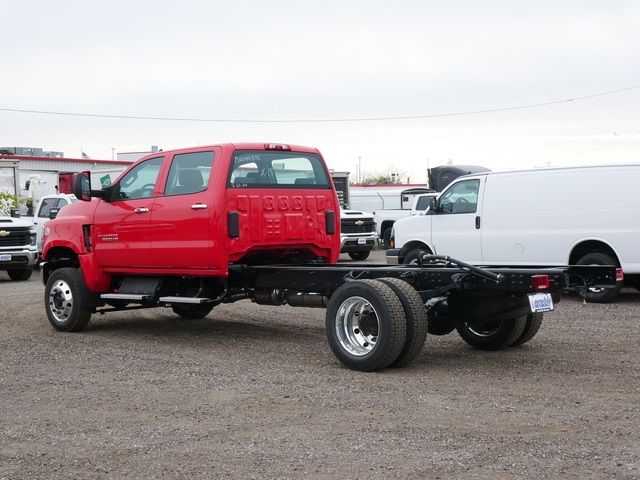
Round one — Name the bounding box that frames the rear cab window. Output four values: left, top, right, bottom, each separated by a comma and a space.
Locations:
228, 151, 330, 189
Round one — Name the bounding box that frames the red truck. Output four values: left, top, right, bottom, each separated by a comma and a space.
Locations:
41, 143, 617, 371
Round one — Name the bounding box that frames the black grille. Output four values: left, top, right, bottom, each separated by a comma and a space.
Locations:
341, 219, 375, 234
0, 229, 30, 247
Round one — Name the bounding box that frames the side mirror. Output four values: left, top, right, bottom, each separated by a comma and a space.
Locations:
49, 208, 60, 220
73, 171, 92, 201
429, 197, 439, 213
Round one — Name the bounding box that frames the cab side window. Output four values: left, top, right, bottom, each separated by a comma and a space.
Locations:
439, 179, 480, 214
116, 157, 163, 200
38, 198, 62, 218
164, 152, 214, 196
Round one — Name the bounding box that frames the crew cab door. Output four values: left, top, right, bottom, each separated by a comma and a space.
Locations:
93, 156, 164, 269
150, 149, 218, 270
429, 178, 483, 263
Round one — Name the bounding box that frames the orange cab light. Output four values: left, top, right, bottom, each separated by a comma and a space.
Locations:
532, 274, 550, 290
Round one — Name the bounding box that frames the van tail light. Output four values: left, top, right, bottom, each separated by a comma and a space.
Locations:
265, 143, 291, 151
532, 274, 550, 290
616, 268, 624, 283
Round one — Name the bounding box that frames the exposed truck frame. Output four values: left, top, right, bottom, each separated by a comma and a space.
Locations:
40, 143, 617, 372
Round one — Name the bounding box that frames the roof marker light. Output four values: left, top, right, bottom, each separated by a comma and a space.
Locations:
265, 144, 291, 151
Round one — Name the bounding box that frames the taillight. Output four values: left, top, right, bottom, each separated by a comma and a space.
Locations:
616, 268, 624, 283
265, 143, 291, 151
532, 274, 550, 290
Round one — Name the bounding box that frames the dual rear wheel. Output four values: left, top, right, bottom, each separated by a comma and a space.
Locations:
326, 279, 545, 371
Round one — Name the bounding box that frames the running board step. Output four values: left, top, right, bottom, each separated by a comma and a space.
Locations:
158, 296, 212, 304
101, 293, 149, 301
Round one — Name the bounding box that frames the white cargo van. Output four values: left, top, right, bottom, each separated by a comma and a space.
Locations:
387, 164, 638, 302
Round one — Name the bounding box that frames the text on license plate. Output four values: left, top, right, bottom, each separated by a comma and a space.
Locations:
357, 238, 366, 245
528, 293, 553, 312
0, 254, 11, 262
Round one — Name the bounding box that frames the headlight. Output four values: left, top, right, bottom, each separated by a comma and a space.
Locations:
29, 229, 37, 246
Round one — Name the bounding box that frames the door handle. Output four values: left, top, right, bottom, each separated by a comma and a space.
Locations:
134, 207, 149, 213
191, 203, 208, 210
475, 216, 481, 229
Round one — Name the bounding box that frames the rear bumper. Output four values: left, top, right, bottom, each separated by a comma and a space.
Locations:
0, 248, 38, 269
386, 248, 401, 265
340, 234, 377, 253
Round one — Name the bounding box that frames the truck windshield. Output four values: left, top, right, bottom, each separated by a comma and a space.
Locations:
228, 151, 330, 189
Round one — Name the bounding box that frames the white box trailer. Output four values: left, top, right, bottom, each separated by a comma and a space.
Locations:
389, 164, 639, 302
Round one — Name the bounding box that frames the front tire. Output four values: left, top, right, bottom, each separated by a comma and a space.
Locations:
377, 278, 428, 367
403, 248, 429, 266
326, 280, 406, 371
44, 268, 92, 332
348, 251, 370, 261
172, 304, 214, 319
381, 228, 393, 249
456, 315, 528, 350
7, 268, 33, 281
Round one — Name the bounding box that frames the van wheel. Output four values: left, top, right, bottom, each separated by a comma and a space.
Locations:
510, 313, 543, 347
44, 268, 92, 332
8, 268, 32, 281
576, 252, 622, 303
172, 304, 214, 319
326, 280, 406, 371
456, 315, 528, 350
403, 248, 429, 265
377, 278, 428, 367
348, 251, 370, 261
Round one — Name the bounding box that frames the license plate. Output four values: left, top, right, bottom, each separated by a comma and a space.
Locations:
0, 254, 11, 262
528, 293, 553, 312
357, 238, 366, 245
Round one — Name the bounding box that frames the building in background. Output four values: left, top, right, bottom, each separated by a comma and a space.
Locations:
117, 145, 160, 162
0, 147, 133, 207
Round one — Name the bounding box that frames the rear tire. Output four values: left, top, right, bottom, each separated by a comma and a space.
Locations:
7, 268, 32, 281
44, 267, 92, 332
456, 315, 528, 350
326, 279, 406, 371
172, 304, 214, 319
576, 252, 622, 303
378, 278, 428, 367
510, 313, 543, 348
348, 251, 370, 261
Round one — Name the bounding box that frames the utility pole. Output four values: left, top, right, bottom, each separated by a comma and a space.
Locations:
111, 147, 115, 160
357, 156, 362, 183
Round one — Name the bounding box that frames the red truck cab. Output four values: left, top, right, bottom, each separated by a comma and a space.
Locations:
42, 143, 340, 293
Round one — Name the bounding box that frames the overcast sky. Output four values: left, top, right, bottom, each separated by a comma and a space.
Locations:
1, 0, 639, 182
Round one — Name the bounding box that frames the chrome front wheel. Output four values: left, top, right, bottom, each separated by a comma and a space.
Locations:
48, 279, 74, 323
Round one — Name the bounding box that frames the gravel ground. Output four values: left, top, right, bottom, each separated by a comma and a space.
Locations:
1, 251, 639, 479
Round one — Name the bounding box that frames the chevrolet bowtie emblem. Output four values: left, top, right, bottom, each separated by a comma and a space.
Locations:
355, 220, 364, 226
0, 230, 9, 237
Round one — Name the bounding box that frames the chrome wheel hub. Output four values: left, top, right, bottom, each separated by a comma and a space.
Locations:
49, 280, 73, 323
467, 319, 502, 337
335, 296, 379, 356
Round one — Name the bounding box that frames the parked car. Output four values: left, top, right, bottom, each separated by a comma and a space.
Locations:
32, 194, 78, 253
387, 164, 637, 302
